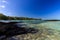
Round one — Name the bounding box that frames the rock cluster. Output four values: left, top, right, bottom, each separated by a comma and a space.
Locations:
0, 22, 38, 40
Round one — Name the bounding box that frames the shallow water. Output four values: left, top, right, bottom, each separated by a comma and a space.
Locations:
17, 20, 60, 40
37, 21, 60, 30
22, 20, 60, 31
1, 20, 60, 40
0, 20, 60, 30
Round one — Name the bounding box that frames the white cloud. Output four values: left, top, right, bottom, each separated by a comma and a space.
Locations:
0, 5, 5, 8
2, 0, 6, 2
2, 0, 7, 3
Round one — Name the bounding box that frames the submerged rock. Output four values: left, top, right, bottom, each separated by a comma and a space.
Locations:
0, 22, 38, 40
5, 27, 60, 40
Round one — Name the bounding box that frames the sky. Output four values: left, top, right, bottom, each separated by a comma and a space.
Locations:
0, 0, 60, 19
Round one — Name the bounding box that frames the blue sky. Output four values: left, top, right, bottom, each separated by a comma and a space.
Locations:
0, 0, 60, 19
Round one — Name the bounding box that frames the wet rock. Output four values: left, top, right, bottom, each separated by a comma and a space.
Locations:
0, 22, 38, 40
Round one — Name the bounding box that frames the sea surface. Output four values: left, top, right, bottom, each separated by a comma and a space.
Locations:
1, 20, 59, 30
0, 20, 60, 40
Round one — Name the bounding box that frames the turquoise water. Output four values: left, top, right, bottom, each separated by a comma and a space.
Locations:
1, 20, 60, 40
39, 21, 60, 30
12, 20, 60, 40
21, 20, 60, 30
0, 20, 60, 30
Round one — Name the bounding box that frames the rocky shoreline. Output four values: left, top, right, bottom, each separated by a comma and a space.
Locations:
0, 22, 38, 40
0, 21, 60, 40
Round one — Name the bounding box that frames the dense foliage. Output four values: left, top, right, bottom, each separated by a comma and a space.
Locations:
0, 13, 41, 20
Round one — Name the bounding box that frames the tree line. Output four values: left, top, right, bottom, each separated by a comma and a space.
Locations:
0, 13, 41, 20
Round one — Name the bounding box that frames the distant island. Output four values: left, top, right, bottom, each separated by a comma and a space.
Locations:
0, 13, 41, 20
45, 20, 60, 21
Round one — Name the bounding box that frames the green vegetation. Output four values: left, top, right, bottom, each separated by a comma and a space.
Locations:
0, 13, 41, 20
45, 20, 60, 21
0, 14, 8, 20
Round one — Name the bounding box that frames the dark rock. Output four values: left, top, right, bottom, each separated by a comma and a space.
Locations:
0, 22, 38, 39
